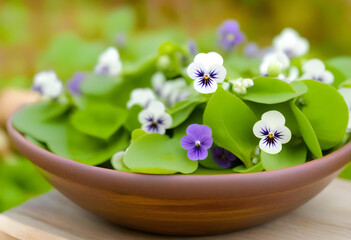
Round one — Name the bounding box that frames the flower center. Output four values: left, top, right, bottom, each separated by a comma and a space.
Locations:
195, 140, 201, 148
148, 120, 159, 131
204, 75, 210, 82
221, 154, 226, 159
226, 33, 235, 41
268, 133, 274, 140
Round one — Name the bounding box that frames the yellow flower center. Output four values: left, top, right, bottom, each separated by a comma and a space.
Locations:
226, 33, 235, 41
268, 133, 274, 140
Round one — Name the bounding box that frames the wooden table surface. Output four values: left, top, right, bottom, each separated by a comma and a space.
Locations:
1, 178, 351, 240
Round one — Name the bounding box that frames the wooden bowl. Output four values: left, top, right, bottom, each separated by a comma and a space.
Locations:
7, 120, 351, 236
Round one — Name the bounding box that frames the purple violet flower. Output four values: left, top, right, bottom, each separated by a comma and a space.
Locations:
218, 20, 245, 51
211, 147, 238, 168
180, 124, 213, 161
244, 42, 260, 58
67, 72, 85, 95
187, 39, 198, 56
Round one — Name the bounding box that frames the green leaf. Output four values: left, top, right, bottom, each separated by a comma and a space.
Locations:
167, 95, 207, 128
110, 58, 157, 108
131, 129, 147, 142
339, 162, 351, 180
13, 102, 129, 165
203, 87, 258, 167
300, 80, 349, 150
172, 107, 204, 141
191, 166, 234, 175
80, 75, 119, 97
25, 135, 47, 149
325, 64, 347, 89
290, 101, 323, 158
47, 120, 130, 165
260, 140, 307, 171
124, 104, 142, 132
290, 80, 308, 96
70, 104, 127, 140
242, 77, 304, 104
224, 55, 260, 78
339, 79, 351, 88
12, 102, 69, 142
124, 134, 198, 174
233, 162, 264, 173
327, 57, 351, 79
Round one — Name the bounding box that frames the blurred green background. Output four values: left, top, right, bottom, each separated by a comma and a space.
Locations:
1, 0, 351, 212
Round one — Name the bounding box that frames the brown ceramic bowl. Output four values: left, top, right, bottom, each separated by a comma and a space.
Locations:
7, 119, 351, 236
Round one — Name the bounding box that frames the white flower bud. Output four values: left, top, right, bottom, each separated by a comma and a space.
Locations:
267, 62, 282, 78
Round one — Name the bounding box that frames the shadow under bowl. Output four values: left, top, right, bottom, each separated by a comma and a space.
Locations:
7, 119, 351, 236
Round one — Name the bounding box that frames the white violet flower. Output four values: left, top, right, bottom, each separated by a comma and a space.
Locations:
151, 72, 190, 106
281, 66, 300, 83
187, 52, 227, 94
94, 47, 122, 76
338, 88, 351, 133
273, 28, 309, 58
138, 101, 172, 134
32, 70, 64, 99
151, 72, 167, 95
230, 78, 254, 94
260, 51, 290, 77
127, 88, 157, 109
300, 59, 334, 85
253, 110, 292, 154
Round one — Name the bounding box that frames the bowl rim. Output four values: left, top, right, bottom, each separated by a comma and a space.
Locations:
7, 118, 351, 198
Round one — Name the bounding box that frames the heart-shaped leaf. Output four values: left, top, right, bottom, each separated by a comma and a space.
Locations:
124, 133, 198, 174
80, 75, 120, 97
191, 166, 234, 175
70, 104, 127, 140
327, 57, 351, 79
124, 104, 143, 132
167, 94, 207, 128
233, 162, 264, 173
242, 77, 304, 104
289, 100, 323, 158
260, 140, 307, 171
299, 80, 349, 150
12, 102, 69, 142
203, 86, 257, 168
13, 102, 129, 165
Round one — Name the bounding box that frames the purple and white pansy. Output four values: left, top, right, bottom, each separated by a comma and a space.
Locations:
94, 47, 122, 77
181, 124, 213, 161
138, 101, 172, 135
338, 88, 351, 133
32, 70, 64, 99
300, 59, 334, 85
127, 88, 157, 109
187, 52, 227, 94
253, 110, 292, 154
273, 28, 309, 58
